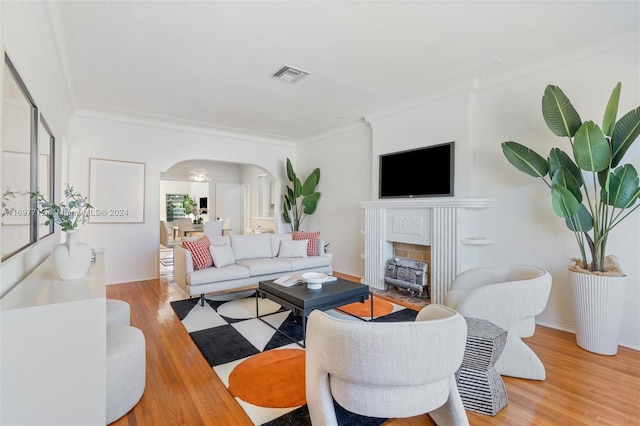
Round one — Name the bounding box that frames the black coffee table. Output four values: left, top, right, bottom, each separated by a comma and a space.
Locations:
256, 277, 372, 347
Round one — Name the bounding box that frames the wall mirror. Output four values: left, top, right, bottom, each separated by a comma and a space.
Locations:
1, 55, 56, 260
2, 57, 34, 259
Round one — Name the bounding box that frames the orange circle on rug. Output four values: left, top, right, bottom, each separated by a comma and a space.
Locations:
339, 298, 393, 317
228, 348, 306, 408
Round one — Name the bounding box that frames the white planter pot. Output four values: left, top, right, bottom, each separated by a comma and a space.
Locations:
52, 230, 92, 280
569, 270, 627, 355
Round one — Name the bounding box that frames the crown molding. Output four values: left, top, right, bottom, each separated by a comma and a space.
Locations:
72, 108, 296, 147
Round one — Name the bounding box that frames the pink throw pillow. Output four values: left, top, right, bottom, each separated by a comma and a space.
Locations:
183, 236, 213, 270
292, 231, 321, 256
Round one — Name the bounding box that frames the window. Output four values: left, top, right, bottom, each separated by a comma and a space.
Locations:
1, 54, 56, 260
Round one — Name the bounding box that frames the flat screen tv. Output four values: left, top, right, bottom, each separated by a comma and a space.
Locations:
379, 141, 454, 198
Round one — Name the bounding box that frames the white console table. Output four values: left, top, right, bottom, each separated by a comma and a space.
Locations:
0, 250, 106, 425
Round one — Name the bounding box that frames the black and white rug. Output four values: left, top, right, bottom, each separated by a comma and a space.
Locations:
170, 291, 418, 425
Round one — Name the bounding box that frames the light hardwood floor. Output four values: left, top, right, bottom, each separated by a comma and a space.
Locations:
107, 274, 640, 426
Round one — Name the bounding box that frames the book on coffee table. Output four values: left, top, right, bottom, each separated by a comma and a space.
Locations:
273, 275, 303, 287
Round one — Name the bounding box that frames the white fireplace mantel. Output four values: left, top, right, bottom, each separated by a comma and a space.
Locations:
360, 198, 492, 304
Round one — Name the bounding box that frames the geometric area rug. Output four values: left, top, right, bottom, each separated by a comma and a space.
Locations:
170, 291, 419, 426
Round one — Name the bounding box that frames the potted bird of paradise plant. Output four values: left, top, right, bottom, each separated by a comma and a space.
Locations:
501, 82, 640, 355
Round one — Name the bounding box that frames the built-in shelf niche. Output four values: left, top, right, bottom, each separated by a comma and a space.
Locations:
360, 198, 492, 304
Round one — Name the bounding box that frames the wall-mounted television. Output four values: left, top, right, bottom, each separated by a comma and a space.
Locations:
379, 141, 454, 198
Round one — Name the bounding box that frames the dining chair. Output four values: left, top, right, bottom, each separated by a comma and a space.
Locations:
160, 220, 181, 248
177, 218, 193, 238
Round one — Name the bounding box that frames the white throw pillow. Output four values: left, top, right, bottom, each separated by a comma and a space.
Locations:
230, 234, 272, 260
209, 244, 236, 268
277, 239, 308, 258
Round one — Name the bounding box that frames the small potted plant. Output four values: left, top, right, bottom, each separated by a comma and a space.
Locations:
32, 184, 94, 280
501, 82, 639, 354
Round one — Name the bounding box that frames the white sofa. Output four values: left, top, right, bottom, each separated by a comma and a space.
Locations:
174, 233, 332, 305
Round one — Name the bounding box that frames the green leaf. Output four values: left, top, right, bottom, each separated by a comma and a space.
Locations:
302, 192, 321, 215
611, 106, 640, 167
285, 158, 295, 182
301, 168, 320, 196
573, 121, 610, 172
551, 167, 582, 203
501, 141, 549, 178
551, 184, 580, 218
301, 192, 320, 206
282, 210, 291, 224
602, 82, 621, 136
548, 148, 583, 186
606, 164, 640, 208
565, 204, 593, 233
542, 85, 582, 138
294, 177, 302, 199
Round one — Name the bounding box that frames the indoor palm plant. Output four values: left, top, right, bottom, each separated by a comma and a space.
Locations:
32, 184, 94, 280
502, 82, 640, 354
282, 158, 321, 231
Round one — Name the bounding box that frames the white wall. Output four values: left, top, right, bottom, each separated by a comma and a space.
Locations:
296, 123, 372, 278
0, 1, 72, 296
67, 114, 294, 284
366, 89, 473, 199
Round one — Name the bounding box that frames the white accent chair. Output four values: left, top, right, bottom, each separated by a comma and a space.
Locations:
203, 220, 223, 239
305, 304, 469, 426
444, 265, 552, 380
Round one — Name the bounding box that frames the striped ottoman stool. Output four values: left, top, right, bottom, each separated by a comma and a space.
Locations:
455, 317, 508, 416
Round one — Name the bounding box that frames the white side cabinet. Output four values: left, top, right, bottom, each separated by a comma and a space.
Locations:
1, 251, 106, 425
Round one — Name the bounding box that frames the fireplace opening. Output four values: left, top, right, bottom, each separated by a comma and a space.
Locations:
382, 242, 431, 302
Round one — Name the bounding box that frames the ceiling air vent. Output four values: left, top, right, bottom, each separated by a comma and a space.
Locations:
271, 65, 310, 84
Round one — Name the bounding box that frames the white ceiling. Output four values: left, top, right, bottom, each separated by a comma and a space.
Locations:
46, 1, 639, 142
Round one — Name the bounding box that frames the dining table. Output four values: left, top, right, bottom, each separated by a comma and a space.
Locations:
172, 224, 232, 238
172, 224, 204, 238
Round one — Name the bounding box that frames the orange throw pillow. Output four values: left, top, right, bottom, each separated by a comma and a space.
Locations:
183, 236, 213, 270
292, 231, 320, 256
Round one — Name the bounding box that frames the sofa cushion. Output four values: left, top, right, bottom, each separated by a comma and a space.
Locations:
230, 234, 272, 260
270, 233, 293, 257
187, 264, 250, 286
292, 231, 321, 256
209, 235, 230, 247
280, 255, 332, 271
235, 258, 292, 275
277, 239, 308, 258
182, 236, 213, 270
210, 244, 235, 268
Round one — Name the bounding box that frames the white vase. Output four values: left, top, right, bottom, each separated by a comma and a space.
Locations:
570, 270, 627, 355
52, 230, 92, 280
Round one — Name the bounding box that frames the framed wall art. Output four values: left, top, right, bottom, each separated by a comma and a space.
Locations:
89, 158, 145, 223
